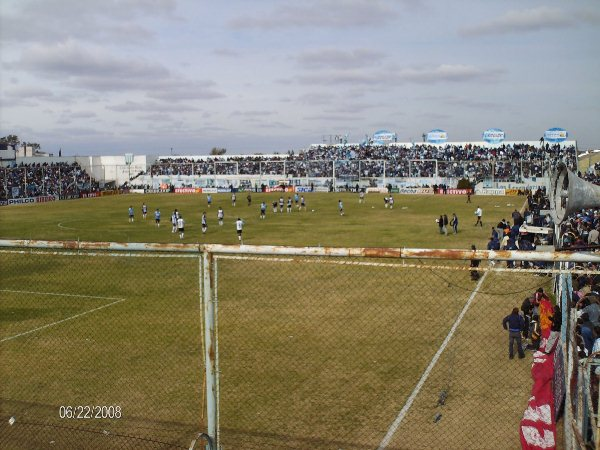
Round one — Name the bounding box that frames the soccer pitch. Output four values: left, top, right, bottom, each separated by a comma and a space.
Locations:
0, 193, 546, 449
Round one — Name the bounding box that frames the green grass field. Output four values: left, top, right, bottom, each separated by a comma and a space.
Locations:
0, 192, 523, 248
0, 192, 550, 449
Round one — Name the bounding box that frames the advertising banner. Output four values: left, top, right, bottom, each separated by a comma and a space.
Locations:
144, 188, 170, 194
201, 188, 218, 194
397, 187, 434, 194
80, 192, 100, 198
439, 188, 472, 195
544, 127, 568, 143
475, 188, 506, 196
366, 187, 388, 193
372, 130, 396, 145
217, 188, 232, 193
101, 190, 120, 196
295, 186, 312, 193
314, 187, 330, 192
35, 195, 57, 203
174, 188, 201, 194
482, 128, 505, 144
505, 189, 523, 196
7, 197, 35, 205
426, 129, 448, 144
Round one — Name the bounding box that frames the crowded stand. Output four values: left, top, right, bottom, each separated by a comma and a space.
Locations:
146, 142, 577, 181
0, 162, 98, 200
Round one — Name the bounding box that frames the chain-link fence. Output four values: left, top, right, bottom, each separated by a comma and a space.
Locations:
0, 247, 206, 449
2, 241, 599, 449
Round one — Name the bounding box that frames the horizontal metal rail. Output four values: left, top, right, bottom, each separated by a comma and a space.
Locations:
1, 239, 599, 263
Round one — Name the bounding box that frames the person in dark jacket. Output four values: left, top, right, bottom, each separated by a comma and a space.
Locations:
503, 307, 526, 359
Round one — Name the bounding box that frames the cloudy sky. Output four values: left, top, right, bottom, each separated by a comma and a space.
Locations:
1, 0, 599, 156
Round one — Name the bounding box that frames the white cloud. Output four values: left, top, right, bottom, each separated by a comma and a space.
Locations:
15, 41, 224, 100
230, 0, 400, 29
460, 7, 586, 36
296, 48, 386, 69
296, 64, 498, 86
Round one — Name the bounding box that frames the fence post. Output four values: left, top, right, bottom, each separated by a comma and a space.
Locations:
202, 251, 218, 449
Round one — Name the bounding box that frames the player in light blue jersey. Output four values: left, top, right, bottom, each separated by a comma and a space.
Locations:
154, 208, 161, 227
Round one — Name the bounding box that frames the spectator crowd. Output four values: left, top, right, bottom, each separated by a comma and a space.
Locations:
0, 162, 98, 200
148, 142, 577, 181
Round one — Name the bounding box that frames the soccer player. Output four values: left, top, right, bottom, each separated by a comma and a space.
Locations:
300, 196, 306, 211
236, 217, 244, 243
231, 192, 236, 207
294, 193, 299, 208
247, 193, 252, 206
388, 196, 394, 209
171, 210, 177, 233
128, 206, 134, 223
217, 207, 224, 226
278, 196, 284, 213
260, 201, 266, 219
475, 206, 483, 227
338, 199, 344, 216
154, 208, 161, 227
359, 190, 365, 203
287, 197, 292, 213
177, 215, 185, 239
272, 200, 277, 213
207, 194, 212, 208
142, 203, 148, 219
384, 196, 389, 208
201, 211, 207, 234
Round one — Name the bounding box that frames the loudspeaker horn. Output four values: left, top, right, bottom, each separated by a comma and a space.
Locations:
549, 162, 600, 223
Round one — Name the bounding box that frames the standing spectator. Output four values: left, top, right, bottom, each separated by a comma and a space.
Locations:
128, 206, 134, 223
589, 225, 599, 245
451, 213, 458, 234
470, 245, 481, 280
502, 307, 526, 359
474, 206, 483, 227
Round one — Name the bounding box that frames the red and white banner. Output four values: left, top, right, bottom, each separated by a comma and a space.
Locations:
519, 334, 559, 450
35, 195, 57, 203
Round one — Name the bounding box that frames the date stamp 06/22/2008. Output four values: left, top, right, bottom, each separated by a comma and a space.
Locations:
58, 405, 122, 420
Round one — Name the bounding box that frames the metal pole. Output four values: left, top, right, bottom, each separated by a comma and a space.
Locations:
202, 251, 218, 449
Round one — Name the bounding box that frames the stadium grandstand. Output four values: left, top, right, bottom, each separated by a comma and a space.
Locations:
0, 138, 589, 203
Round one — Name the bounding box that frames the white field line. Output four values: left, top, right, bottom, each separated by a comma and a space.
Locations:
0, 289, 123, 301
377, 271, 488, 450
0, 297, 126, 343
